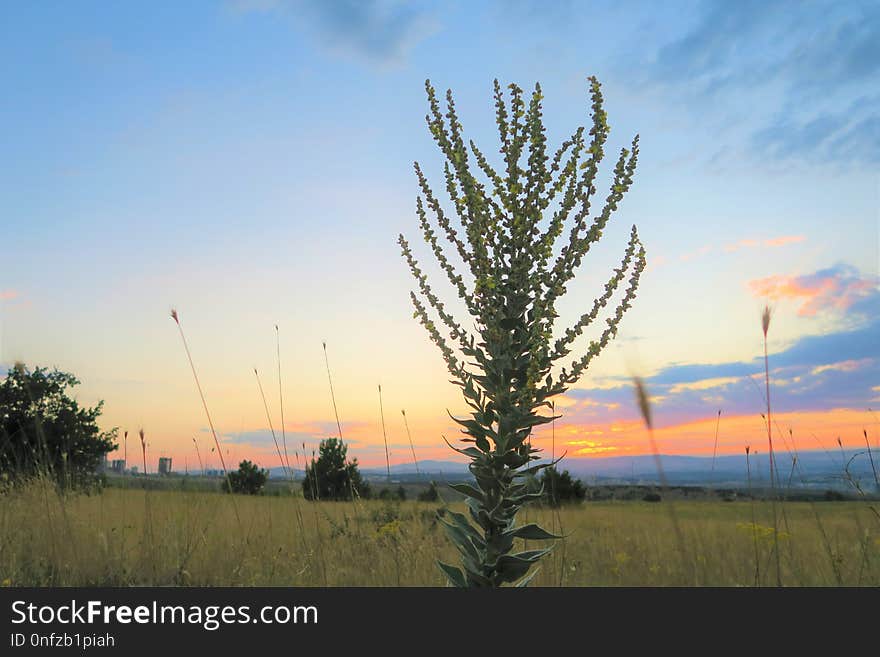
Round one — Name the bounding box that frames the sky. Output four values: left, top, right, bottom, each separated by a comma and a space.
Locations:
1, 0, 877, 473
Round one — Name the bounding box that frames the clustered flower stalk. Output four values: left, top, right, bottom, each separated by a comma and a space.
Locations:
399, 76, 646, 587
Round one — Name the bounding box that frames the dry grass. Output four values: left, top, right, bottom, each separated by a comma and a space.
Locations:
1, 480, 877, 587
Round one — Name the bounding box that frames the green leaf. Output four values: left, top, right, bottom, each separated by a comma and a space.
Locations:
515, 567, 541, 587
512, 547, 554, 561
439, 520, 482, 562
437, 561, 466, 588
442, 436, 483, 460
495, 555, 534, 583
505, 523, 560, 541
448, 482, 485, 501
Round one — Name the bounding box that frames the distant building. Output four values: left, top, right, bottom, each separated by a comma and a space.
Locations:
158, 457, 173, 475
111, 459, 125, 474
129, 466, 139, 475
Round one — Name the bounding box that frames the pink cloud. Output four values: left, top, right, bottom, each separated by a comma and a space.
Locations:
682, 235, 806, 260
723, 239, 758, 253
679, 245, 713, 262
748, 266, 876, 316
0, 290, 19, 301
725, 235, 805, 253
763, 235, 806, 247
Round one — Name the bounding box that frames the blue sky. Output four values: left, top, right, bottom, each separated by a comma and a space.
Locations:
1, 1, 877, 467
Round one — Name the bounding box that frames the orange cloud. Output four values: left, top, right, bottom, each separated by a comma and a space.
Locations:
811, 358, 872, 376
763, 235, 806, 247
529, 408, 874, 460
723, 239, 758, 253
117, 404, 875, 470
573, 444, 620, 455
724, 235, 805, 252
748, 268, 875, 316
669, 376, 740, 394
680, 245, 713, 262
682, 235, 806, 260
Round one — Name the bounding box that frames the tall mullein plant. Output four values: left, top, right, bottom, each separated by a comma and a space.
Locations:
399, 77, 646, 587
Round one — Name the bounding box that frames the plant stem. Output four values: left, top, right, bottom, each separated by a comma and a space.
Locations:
764, 332, 782, 587
378, 385, 391, 483
276, 325, 291, 475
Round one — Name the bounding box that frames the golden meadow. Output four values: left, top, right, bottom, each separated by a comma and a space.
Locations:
1, 480, 877, 586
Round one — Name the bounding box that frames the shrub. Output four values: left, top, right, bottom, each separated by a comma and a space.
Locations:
541, 466, 587, 506
302, 437, 368, 501
222, 460, 268, 495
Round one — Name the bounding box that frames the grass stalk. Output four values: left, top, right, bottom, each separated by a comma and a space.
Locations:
170, 309, 241, 528
745, 446, 760, 586
192, 437, 204, 476
139, 428, 147, 476
378, 385, 391, 483
634, 377, 688, 580
863, 429, 879, 491
761, 305, 782, 587
710, 409, 721, 480
401, 409, 421, 477
322, 341, 344, 442
254, 368, 291, 479
275, 325, 291, 474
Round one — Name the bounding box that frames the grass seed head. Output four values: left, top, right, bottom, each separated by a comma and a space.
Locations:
170, 308, 179, 324
633, 377, 653, 430
761, 305, 771, 337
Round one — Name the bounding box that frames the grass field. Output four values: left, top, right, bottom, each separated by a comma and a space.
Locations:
2, 480, 877, 587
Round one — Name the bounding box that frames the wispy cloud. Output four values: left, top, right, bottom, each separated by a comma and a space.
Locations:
231, 0, 438, 65
762, 235, 806, 248
635, 0, 880, 165
560, 268, 879, 427
0, 290, 19, 301
722, 235, 806, 253
748, 264, 877, 317
679, 234, 805, 261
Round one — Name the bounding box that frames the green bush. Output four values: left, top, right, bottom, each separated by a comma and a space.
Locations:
302, 437, 369, 501
222, 460, 268, 495
541, 466, 586, 506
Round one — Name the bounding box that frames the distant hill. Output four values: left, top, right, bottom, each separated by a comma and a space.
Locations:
270, 449, 878, 491
542, 449, 877, 490
267, 460, 470, 480
362, 460, 471, 477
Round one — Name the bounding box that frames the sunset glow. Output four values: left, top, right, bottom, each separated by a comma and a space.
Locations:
1, 1, 876, 472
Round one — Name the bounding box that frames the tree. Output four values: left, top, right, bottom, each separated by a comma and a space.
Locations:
222, 460, 268, 495
398, 77, 645, 587
540, 466, 586, 506
302, 437, 369, 501
0, 363, 117, 488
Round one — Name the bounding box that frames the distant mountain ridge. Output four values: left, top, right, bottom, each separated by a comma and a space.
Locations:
269, 448, 878, 489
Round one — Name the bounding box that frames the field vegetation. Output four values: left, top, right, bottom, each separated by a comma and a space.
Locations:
1, 479, 877, 587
